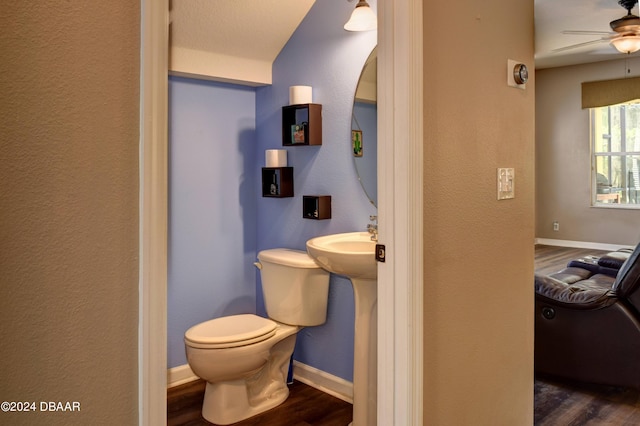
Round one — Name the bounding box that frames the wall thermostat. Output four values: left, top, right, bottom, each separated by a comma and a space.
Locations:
513, 63, 528, 85
507, 59, 528, 89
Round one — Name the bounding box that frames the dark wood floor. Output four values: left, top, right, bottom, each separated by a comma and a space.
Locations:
534, 244, 609, 275
535, 374, 640, 425
168, 245, 640, 425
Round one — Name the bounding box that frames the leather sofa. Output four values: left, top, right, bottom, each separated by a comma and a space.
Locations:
567, 248, 633, 277
534, 242, 640, 389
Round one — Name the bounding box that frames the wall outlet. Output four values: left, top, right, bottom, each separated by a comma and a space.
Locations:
553, 221, 559, 231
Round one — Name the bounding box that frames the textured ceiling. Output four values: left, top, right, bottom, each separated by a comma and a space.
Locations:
171, 0, 315, 61
170, 0, 315, 83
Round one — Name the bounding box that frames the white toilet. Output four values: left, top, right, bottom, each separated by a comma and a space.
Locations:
184, 248, 330, 425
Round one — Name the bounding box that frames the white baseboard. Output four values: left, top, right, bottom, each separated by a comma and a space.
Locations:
166, 361, 354, 405
535, 238, 632, 252
167, 364, 198, 388
293, 361, 353, 404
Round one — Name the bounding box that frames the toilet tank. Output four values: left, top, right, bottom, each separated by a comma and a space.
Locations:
257, 248, 330, 326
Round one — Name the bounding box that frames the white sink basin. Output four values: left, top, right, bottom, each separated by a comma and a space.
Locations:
306, 231, 377, 280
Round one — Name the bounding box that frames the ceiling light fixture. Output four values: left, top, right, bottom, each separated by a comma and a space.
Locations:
344, 0, 377, 32
611, 35, 640, 53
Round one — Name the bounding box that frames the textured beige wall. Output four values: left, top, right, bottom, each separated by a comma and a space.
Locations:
536, 57, 640, 246
422, 1, 535, 424
0, 2, 140, 425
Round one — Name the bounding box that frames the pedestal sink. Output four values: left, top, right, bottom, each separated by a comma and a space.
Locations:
306, 232, 377, 426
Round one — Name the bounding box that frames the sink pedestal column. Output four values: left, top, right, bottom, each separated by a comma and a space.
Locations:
350, 277, 377, 426
304, 232, 378, 426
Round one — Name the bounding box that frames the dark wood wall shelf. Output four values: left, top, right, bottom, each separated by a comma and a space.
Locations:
282, 104, 322, 146
303, 195, 331, 220
262, 167, 293, 198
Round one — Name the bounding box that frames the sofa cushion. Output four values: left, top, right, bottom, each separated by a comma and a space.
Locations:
548, 266, 593, 284
535, 273, 616, 309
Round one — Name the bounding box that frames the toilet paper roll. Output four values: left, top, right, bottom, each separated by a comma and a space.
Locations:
289, 86, 313, 105
265, 149, 287, 167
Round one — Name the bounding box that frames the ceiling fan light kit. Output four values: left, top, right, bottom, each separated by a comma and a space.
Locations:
611, 35, 640, 53
557, 0, 640, 55
610, 0, 640, 52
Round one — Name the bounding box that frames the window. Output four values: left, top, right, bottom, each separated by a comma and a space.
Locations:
591, 101, 640, 207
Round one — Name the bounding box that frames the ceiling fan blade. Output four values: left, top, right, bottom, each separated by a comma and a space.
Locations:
552, 38, 609, 52
562, 30, 614, 36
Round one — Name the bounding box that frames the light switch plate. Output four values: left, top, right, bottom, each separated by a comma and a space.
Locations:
497, 168, 515, 200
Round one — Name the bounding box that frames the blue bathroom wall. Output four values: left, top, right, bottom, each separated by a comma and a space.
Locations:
255, 0, 377, 381
167, 77, 258, 368
167, 0, 377, 381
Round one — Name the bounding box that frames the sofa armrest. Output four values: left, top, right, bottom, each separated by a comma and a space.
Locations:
567, 256, 600, 275
598, 250, 632, 271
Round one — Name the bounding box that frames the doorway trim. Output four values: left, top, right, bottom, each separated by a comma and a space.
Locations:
377, 0, 424, 424
138, 0, 423, 424
139, 0, 168, 424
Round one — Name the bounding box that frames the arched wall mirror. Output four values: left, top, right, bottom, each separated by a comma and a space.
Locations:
351, 47, 377, 207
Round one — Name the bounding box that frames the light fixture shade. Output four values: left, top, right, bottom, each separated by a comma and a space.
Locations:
611, 35, 640, 53
344, 0, 377, 32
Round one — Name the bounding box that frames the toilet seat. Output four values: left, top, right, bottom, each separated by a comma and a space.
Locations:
185, 314, 277, 349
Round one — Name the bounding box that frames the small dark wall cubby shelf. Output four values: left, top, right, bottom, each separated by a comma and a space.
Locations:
303, 195, 331, 220
262, 167, 293, 198
282, 103, 322, 146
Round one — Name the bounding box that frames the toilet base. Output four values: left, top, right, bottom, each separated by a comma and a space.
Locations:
202, 379, 289, 425
200, 333, 296, 425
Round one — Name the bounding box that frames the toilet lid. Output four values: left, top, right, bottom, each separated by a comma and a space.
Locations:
184, 314, 277, 349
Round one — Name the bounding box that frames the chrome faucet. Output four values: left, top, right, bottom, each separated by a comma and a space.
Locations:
367, 215, 378, 241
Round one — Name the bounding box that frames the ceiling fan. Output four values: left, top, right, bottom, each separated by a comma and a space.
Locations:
555, 0, 640, 54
